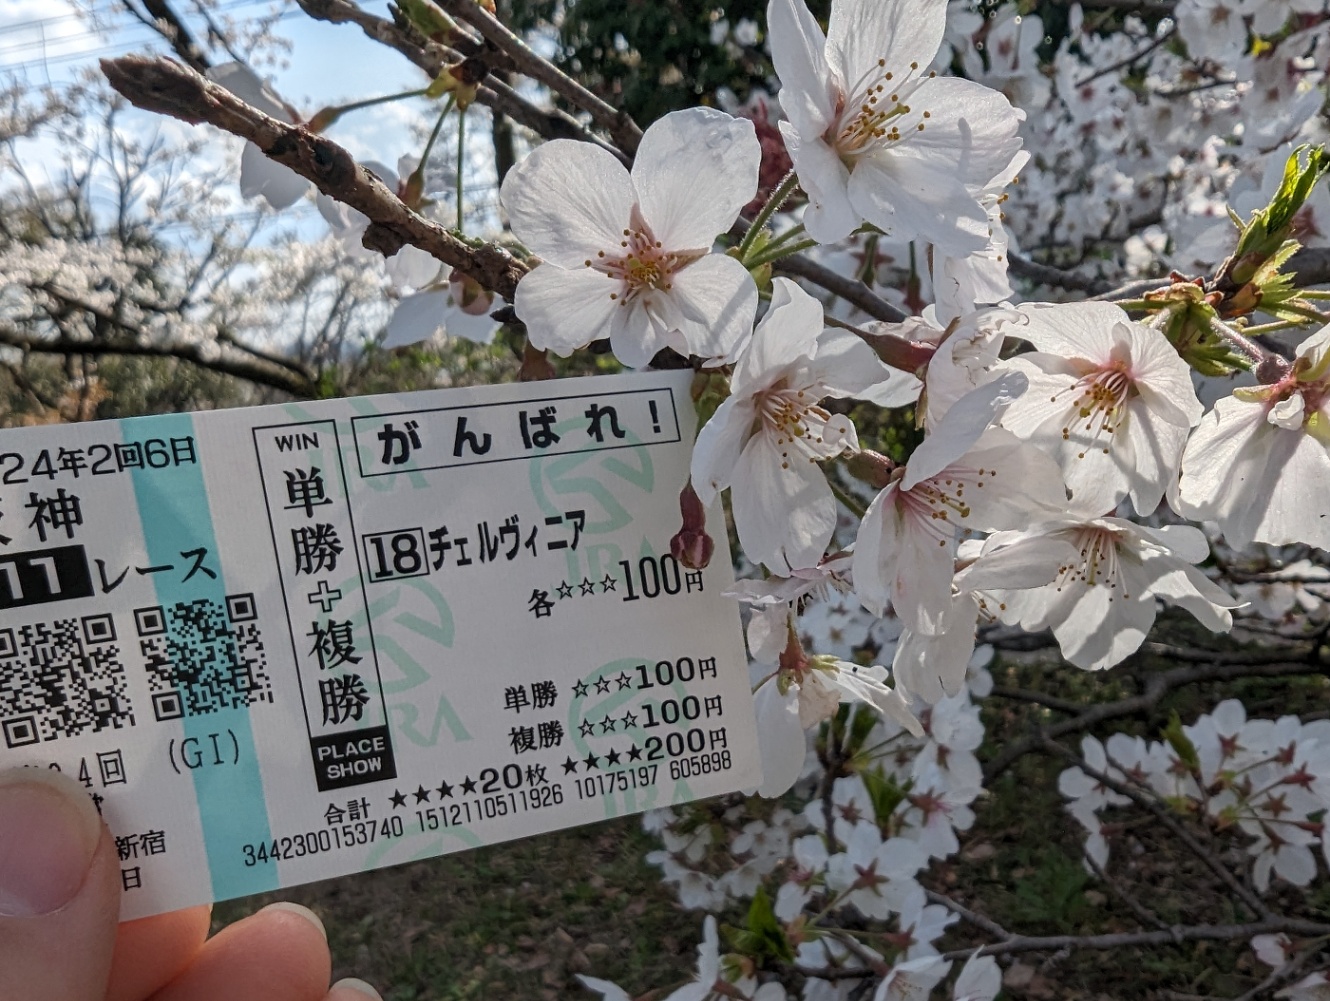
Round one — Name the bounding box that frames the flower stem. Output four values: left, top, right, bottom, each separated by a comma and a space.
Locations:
1113, 298, 1164, 313
455, 105, 467, 233
1274, 300, 1329, 325
744, 237, 820, 270
764, 221, 807, 250
1207, 316, 1274, 368
738, 170, 801, 263
1242, 318, 1306, 336
827, 471, 868, 519
406, 95, 456, 200
334, 87, 430, 115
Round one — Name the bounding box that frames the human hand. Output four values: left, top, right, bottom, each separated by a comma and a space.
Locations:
0, 767, 381, 1001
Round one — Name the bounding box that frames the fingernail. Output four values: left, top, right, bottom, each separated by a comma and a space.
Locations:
261, 901, 326, 940
0, 768, 102, 918
332, 978, 383, 1000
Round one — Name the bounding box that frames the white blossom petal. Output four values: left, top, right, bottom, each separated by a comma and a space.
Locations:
633, 108, 760, 250
514, 264, 620, 355
501, 141, 634, 265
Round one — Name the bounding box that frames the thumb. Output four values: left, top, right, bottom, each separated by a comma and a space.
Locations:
0, 767, 121, 1001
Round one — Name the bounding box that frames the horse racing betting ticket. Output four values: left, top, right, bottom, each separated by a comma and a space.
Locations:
0, 370, 761, 920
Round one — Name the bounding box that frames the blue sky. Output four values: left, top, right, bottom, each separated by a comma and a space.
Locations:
0, 0, 505, 244
0, 1, 463, 205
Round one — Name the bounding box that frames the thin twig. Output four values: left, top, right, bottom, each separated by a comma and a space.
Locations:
1041, 737, 1271, 920
988, 686, 1086, 715
1073, 27, 1175, 89
936, 916, 1330, 962
923, 889, 1011, 940
293, 0, 615, 153
436, 0, 643, 155
1081, 849, 1172, 932
1232, 940, 1330, 1001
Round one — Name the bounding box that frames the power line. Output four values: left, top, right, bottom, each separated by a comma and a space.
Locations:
0, 8, 302, 74
0, 0, 277, 39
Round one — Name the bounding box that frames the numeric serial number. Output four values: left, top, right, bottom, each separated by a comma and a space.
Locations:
575, 764, 658, 799
416, 784, 564, 830
241, 817, 404, 866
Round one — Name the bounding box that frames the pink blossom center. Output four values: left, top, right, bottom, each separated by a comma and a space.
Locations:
583, 206, 701, 308
1056, 527, 1130, 598
755, 384, 850, 470
1054, 363, 1136, 457
828, 58, 936, 160
897, 462, 1000, 547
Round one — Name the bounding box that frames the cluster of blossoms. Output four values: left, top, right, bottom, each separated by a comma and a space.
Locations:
588, 659, 996, 1001
1060, 701, 1330, 892
939, 1, 1330, 291
485, 0, 1330, 995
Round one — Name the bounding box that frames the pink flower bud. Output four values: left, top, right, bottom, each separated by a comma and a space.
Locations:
669, 482, 713, 570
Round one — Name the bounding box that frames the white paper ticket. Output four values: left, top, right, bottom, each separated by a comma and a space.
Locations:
0, 370, 760, 920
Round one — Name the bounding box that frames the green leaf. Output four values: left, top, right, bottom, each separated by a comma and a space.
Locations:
1162, 710, 1200, 773
1230, 145, 1330, 285
725, 886, 795, 964
860, 767, 911, 825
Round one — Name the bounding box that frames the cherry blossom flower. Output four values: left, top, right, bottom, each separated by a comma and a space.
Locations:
952, 953, 1002, 1001
767, 0, 1025, 251
752, 652, 922, 798
919, 306, 1018, 431
894, 885, 959, 958
853, 373, 1068, 634
895, 530, 1079, 701
1277, 972, 1330, 1000
874, 955, 951, 1001
579, 917, 735, 1001
692, 279, 917, 572
1175, 323, 1330, 550
974, 517, 1239, 671
827, 822, 928, 920
1251, 932, 1293, 969
383, 283, 499, 347
996, 300, 1203, 516
933, 150, 1029, 325
501, 108, 761, 368
207, 63, 310, 210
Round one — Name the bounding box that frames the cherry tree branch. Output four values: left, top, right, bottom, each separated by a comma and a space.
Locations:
100, 55, 530, 301
292, 0, 616, 153
0, 320, 315, 397
434, 0, 643, 155
774, 256, 909, 323
982, 645, 1325, 780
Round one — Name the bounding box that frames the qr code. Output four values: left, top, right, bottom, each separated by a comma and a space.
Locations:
137, 594, 272, 721
0, 614, 135, 748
